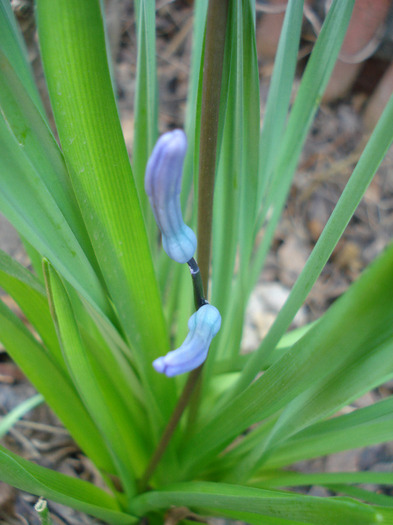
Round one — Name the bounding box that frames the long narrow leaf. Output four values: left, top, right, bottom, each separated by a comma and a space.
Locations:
130, 481, 381, 525
44, 261, 139, 499
255, 474, 393, 508
0, 85, 112, 322
0, 394, 43, 438
254, 470, 393, 490
208, 1, 303, 374
250, 0, 355, 290
0, 49, 99, 269
256, 0, 304, 203
182, 241, 393, 476
35, 0, 175, 428
232, 86, 393, 400
259, 337, 393, 460
0, 298, 114, 473
210, 0, 260, 368
0, 0, 44, 112
133, 0, 158, 232
0, 444, 136, 525
262, 395, 393, 470
0, 249, 60, 359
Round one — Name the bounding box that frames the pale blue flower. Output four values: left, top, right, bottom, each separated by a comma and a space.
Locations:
145, 129, 197, 263
153, 304, 221, 377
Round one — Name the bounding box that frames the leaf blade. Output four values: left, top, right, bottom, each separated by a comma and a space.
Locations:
131, 481, 381, 525
0, 444, 136, 525
44, 261, 139, 499
35, 0, 175, 426
182, 241, 393, 476
0, 298, 114, 472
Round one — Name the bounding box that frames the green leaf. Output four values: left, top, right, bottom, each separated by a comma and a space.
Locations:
78, 303, 151, 474
0, 249, 60, 360
250, 0, 355, 289
0, 60, 112, 322
263, 338, 393, 454
133, 0, 158, 236
208, 0, 260, 373
44, 260, 139, 499
209, 0, 304, 376
0, 298, 114, 473
0, 0, 44, 112
262, 395, 393, 470
130, 481, 381, 525
328, 486, 393, 507
254, 470, 393, 490
35, 0, 175, 428
0, 119, 110, 317
210, 510, 311, 525
212, 393, 393, 482
0, 394, 43, 438
182, 241, 393, 477
0, 49, 99, 269
0, 444, 137, 524
212, 0, 260, 319
375, 507, 393, 524
228, 87, 393, 402
238, 90, 393, 467
256, 0, 304, 204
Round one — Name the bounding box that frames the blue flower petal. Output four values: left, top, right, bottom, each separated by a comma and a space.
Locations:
153, 304, 222, 377
145, 129, 197, 263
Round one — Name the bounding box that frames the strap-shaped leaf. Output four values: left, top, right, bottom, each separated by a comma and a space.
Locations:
0, 50, 98, 267
259, 337, 393, 459
256, 0, 304, 204
250, 0, 355, 288
0, 249, 60, 359
133, 0, 158, 235
130, 481, 381, 525
182, 241, 393, 476
0, 0, 44, 111
44, 261, 140, 499
0, 444, 136, 525
262, 394, 393, 470
0, 394, 43, 438
0, 298, 114, 473
256, 473, 393, 509
255, 471, 393, 491
0, 115, 110, 319
231, 88, 393, 401
35, 0, 175, 426
210, 0, 260, 365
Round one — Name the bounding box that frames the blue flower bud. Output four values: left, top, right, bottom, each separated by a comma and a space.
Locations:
145, 129, 197, 263
153, 304, 221, 377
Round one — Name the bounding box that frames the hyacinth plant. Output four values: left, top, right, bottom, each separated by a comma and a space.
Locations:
0, 0, 393, 523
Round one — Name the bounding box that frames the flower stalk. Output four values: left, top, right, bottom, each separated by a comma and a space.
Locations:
187, 257, 208, 310
138, 0, 229, 492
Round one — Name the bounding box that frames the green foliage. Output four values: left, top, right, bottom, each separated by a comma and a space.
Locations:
0, 0, 392, 523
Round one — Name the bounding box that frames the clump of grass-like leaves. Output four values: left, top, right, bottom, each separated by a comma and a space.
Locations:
0, 0, 393, 524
